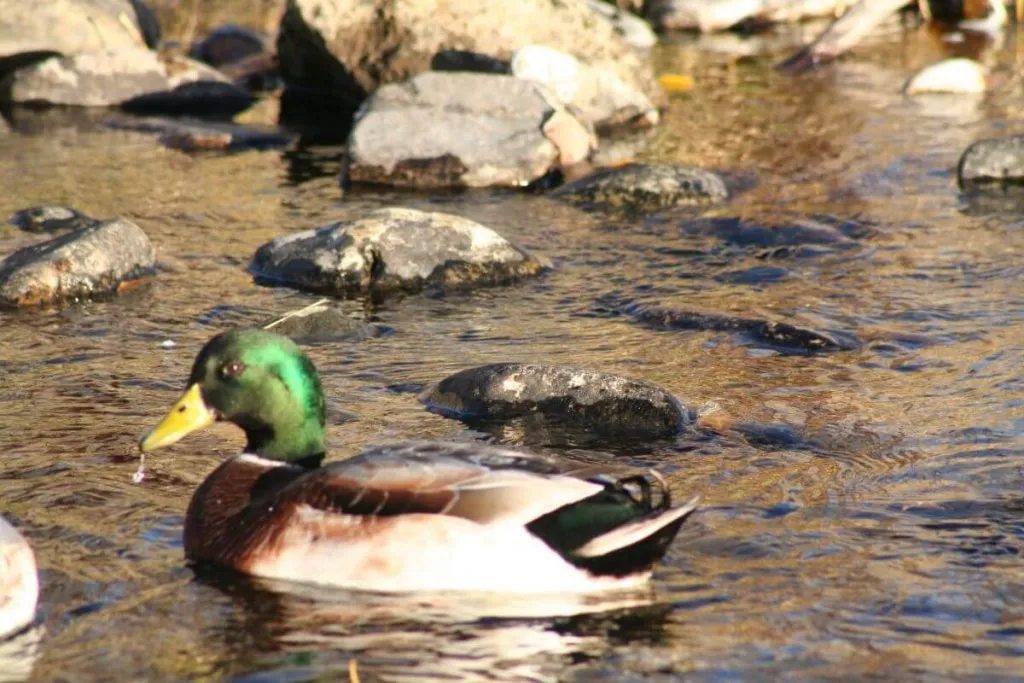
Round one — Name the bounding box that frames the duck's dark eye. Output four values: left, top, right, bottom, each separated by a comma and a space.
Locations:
220, 360, 245, 379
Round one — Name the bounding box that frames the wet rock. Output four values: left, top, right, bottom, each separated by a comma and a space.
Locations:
646, 0, 845, 32
119, 79, 256, 117
277, 0, 664, 115
105, 117, 295, 152
0, 46, 250, 112
190, 24, 278, 92
552, 163, 729, 211
250, 207, 547, 297
0, 218, 156, 308
585, 0, 657, 49
680, 215, 858, 247
0, 0, 149, 77
904, 58, 986, 95
607, 299, 860, 353
957, 134, 1024, 185
511, 45, 657, 133
263, 302, 387, 343
343, 72, 594, 189
8, 206, 100, 234
422, 363, 691, 438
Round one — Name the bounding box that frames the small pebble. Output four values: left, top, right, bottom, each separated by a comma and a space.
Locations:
132, 454, 147, 484
160, 340, 176, 349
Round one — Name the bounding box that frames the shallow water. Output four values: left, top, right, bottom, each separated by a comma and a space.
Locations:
1, 22, 1023, 682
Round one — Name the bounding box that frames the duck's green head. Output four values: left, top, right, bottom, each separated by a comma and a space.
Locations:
140, 329, 327, 463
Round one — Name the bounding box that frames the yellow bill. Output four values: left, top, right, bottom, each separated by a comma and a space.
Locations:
139, 383, 216, 452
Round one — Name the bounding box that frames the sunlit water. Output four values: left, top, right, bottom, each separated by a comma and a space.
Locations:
0, 23, 1022, 682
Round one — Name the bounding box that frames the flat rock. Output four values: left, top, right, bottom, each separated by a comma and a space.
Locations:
609, 299, 860, 353
0, 0, 149, 76
262, 302, 387, 342
422, 363, 691, 438
552, 163, 729, 211
0, 218, 156, 307
905, 58, 986, 95
511, 44, 657, 133
957, 134, 1024, 185
0, 46, 249, 111
277, 0, 664, 113
8, 206, 100, 233
344, 72, 594, 188
680, 215, 860, 247
250, 207, 547, 297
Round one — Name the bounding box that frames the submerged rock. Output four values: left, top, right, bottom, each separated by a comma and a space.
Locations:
511, 44, 658, 133
344, 72, 594, 188
262, 301, 387, 342
958, 134, 1024, 185
904, 58, 986, 95
0, 0, 150, 76
610, 300, 860, 353
105, 117, 295, 152
250, 208, 547, 297
552, 163, 729, 211
0, 46, 252, 113
0, 218, 155, 307
8, 206, 100, 234
680, 215, 859, 247
423, 363, 691, 438
277, 0, 663, 112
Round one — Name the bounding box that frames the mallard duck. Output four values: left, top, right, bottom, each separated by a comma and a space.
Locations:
140, 329, 699, 593
0, 517, 38, 638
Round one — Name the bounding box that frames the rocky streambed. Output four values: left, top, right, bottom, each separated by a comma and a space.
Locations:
1, 0, 1023, 681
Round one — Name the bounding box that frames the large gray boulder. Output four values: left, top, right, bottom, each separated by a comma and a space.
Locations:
277, 0, 663, 108
0, 0, 150, 75
552, 163, 729, 211
250, 208, 547, 296
0, 218, 155, 307
958, 134, 1024, 185
422, 363, 691, 438
344, 72, 594, 188
0, 46, 250, 110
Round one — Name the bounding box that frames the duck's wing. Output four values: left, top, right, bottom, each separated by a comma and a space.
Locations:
278, 441, 606, 526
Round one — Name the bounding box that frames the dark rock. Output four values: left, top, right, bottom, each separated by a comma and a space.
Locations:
608, 298, 860, 353
190, 24, 267, 68
680, 215, 858, 247
276, 0, 664, 115
958, 134, 1024, 186
8, 206, 100, 234
190, 24, 278, 92
510, 44, 657, 133
430, 50, 511, 74
263, 302, 387, 342
343, 72, 594, 189
552, 163, 729, 211
119, 80, 257, 117
0, 218, 156, 307
250, 207, 548, 297
0, 47, 247, 111
0, 0, 149, 77
422, 363, 691, 438
104, 117, 295, 152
